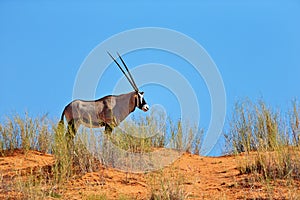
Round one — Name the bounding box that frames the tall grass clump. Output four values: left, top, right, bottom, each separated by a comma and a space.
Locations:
51, 122, 73, 183
52, 121, 102, 184
0, 113, 52, 155
290, 99, 300, 146
167, 119, 203, 155
224, 99, 285, 153
225, 98, 300, 181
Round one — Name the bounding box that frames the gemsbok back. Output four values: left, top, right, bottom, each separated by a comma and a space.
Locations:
60, 52, 149, 141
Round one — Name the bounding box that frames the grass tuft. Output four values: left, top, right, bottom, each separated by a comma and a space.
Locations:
148, 168, 188, 200
225, 98, 300, 182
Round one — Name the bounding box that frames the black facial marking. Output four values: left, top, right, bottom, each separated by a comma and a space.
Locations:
137, 92, 147, 110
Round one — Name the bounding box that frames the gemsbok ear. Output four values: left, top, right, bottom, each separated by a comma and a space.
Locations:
140, 92, 144, 95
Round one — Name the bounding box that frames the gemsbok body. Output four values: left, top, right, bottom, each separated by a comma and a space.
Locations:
60, 52, 149, 139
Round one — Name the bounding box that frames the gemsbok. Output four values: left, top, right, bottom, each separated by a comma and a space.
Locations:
60, 52, 149, 140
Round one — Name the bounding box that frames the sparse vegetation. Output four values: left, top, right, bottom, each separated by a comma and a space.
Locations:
0, 109, 202, 199
0, 98, 299, 199
0, 113, 52, 156
225, 98, 300, 189
148, 168, 188, 200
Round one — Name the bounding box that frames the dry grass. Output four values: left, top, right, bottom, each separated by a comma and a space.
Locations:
225, 98, 300, 184
148, 167, 188, 200
1, 98, 299, 199
0, 110, 202, 199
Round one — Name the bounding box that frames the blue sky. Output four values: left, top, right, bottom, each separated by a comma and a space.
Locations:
1, 1, 299, 155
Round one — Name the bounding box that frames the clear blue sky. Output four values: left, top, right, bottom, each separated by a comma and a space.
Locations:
1, 1, 299, 155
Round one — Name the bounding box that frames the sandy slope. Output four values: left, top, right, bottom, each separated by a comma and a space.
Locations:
0, 150, 299, 199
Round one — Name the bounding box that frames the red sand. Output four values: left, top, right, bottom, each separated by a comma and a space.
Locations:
0, 150, 299, 199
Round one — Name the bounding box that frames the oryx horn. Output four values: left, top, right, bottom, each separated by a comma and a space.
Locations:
107, 52, 139, 92
116, 52, 139, 92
